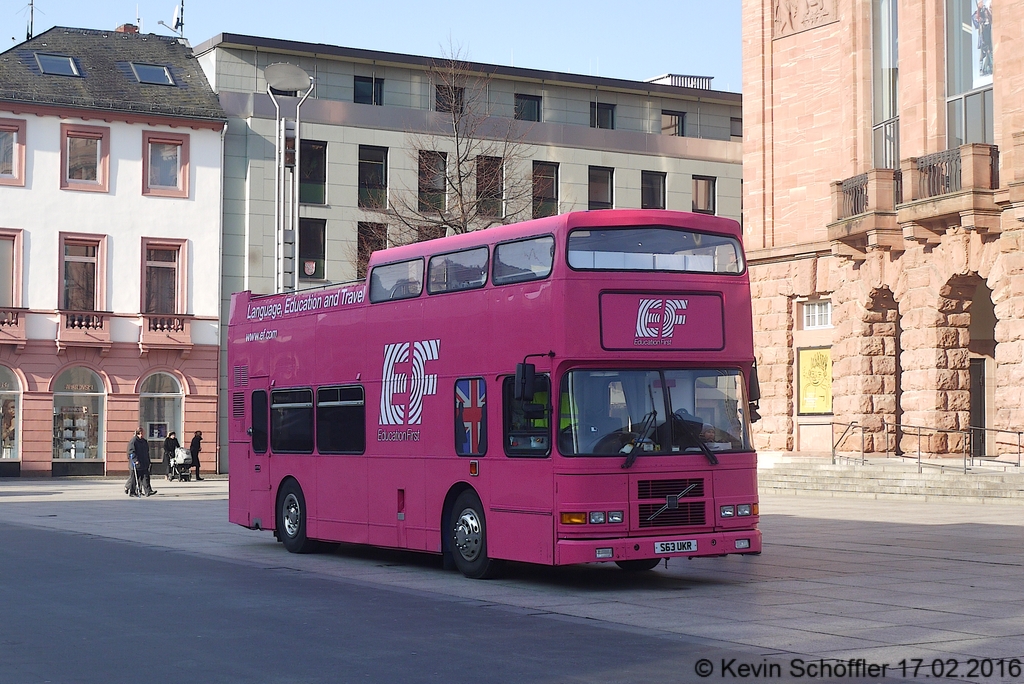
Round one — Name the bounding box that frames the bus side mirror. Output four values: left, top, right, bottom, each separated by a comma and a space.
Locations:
748, 359, 762, 424
514, 362, 536, 401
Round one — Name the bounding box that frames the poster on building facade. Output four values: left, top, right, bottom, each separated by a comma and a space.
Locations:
972, 0, 993, 87
797, 347, 833, 415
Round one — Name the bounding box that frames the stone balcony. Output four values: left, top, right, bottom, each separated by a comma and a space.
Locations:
56, 311, 111, 355
139, 314, 193, 357
0, 307, 27, 352
827, 168, 903, 260
897, 143, 1001, 241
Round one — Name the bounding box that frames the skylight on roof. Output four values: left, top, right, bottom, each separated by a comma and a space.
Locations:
36, 53, 80, 77
132, 63, 175, 86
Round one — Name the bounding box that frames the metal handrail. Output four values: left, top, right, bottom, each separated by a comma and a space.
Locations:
831, 421, 866, 465
965, 424, 1023, 468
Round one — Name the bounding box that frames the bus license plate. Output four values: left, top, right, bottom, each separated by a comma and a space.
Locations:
655, 539, 697, 554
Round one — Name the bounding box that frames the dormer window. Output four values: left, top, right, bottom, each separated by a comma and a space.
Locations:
131, 63, 175, 86
36, 53, 80, 77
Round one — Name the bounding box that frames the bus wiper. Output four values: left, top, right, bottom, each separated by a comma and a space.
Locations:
676, 416, 719, 466
621, 386, 658, 470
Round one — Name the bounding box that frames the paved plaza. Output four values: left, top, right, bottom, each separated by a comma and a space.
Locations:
1, 477, 1022, 681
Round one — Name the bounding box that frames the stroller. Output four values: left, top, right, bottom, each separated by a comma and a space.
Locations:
168, 447, 193, 482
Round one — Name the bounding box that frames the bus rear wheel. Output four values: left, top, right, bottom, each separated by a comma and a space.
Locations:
450, 490, 499, 579
616, 558, 661, 572
277, 480, 317, 554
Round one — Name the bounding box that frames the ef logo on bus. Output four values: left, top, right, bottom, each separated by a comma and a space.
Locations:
379, 340, 440, 439
635, 298, 688, 345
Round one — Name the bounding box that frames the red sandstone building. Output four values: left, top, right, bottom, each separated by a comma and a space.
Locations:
0, 27, 225, 476
743, 0, 1023, 457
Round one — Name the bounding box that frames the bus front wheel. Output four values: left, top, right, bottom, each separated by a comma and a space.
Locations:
616, 558, 661, 572
277, 480, 317, 554
450, 490, 499, 579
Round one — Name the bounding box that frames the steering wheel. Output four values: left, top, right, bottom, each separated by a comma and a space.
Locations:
591, 430, 638, 454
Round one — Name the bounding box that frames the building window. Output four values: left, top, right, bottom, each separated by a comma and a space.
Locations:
514, 94, 541, 122
662, 110, 685, 136
52, 367, 104, 461
354, 76, 383, 105
61, 124, 109, 193
299, 140, 326, 205
803, 300, 833, 329
131, 63, 175, 86
532, 161, 558, 218
0, 365, 21, 461
0, 118, 26, 187
455, 378, 487, 456
590, 102, 615, 130
692, 175, 716, 214
418, 151, 447, 212
436, 85, 465, 115
946, 0, 993, 147
61, 238, 101, 311
358, 145, 387, 208
142, 240, 184, 314
36, 53, 80, 77
298, 218, 326, 280
357, 222, 387, 279
873, 0, 900, 168
142, 131, 189, 198
641, 171, 666, 210
0, 230, 19, 308
731, 117, 743, 138
588, 166, 613, 210
139, 373, 183, 470
476, 156, 503, 217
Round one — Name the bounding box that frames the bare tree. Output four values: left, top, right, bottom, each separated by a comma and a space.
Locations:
368, 45, 536, 248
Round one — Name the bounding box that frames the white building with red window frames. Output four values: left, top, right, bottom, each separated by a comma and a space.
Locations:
0, 26, 225, 477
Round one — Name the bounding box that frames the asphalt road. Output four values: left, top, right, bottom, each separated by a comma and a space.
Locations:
0, 521, 750, 684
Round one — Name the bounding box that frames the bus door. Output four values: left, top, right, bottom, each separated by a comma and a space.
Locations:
248, 379, 272, 526
485, 374, 555, 565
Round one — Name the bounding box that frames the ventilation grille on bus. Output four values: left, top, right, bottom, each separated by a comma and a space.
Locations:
234, 365, 249, 388
637, 478, 704, 500
638, 502, 706, 528
232, 392, 245, 419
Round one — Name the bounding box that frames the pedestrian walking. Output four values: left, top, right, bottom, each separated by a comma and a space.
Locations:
163, 431, 181, 481
189, 430, 204, 481
125, 427, 156, 497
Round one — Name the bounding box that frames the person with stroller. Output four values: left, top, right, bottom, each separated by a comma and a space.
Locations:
189, 430, 204, 481
125, 427, 156, 497
163, 431, 181, 481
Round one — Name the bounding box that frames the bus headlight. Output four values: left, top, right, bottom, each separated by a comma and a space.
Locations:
607, 511, 624, 524
596, 548, 614, 559
737, 504, 752, 516
589, 511, 606, 524
561, 512, 587, 525
736, 539, 751, 550
720, 505, 735, 518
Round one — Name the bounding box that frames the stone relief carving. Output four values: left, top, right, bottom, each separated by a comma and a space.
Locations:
773, 0, 838, 39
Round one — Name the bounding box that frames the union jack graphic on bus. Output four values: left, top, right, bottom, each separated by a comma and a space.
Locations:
455, 378, 487, 456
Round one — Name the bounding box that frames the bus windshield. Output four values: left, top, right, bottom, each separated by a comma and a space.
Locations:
557, 369, 751, 456
567, 226, 743, 274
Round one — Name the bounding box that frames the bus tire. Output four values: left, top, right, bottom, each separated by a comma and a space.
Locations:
450, 490, 499, 579
277, 480, 317, 554
616, 558, 661, 572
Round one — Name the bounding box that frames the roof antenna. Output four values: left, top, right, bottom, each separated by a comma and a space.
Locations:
26, 0, 34, 40
158, 0, 184, 38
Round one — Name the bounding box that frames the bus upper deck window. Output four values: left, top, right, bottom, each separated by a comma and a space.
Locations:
567, 226, 743, 274
493, 235, 555, 285
369, 259, 424, 302
428, 246, 489, 294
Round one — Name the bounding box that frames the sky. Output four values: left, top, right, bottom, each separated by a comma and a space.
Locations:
1, 0, 743, 92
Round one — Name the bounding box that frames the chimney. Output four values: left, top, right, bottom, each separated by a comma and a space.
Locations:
115, 24, 139, 34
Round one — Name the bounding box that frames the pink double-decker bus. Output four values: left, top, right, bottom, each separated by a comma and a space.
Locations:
227, 209, 761, 578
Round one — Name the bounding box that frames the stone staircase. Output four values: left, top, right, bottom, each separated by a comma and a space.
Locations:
757, 452, 1024, 503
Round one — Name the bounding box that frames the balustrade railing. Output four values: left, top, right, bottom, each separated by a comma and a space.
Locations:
917, 148, 962, 198
838, 174, 868, 219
